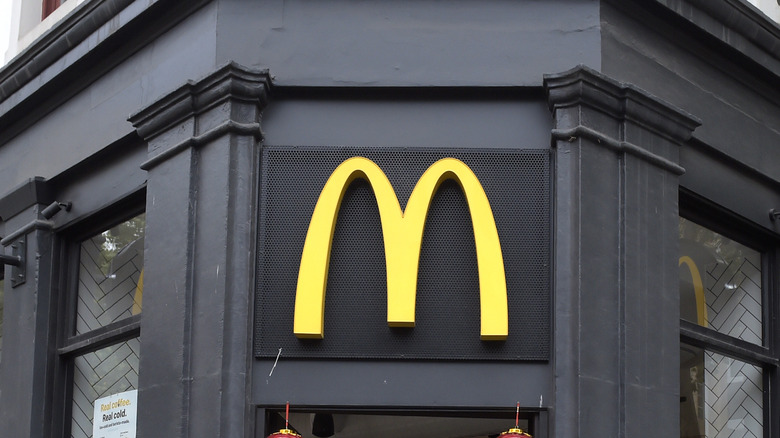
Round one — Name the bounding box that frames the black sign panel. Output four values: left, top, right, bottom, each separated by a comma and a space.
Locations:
255, 147, 550, 360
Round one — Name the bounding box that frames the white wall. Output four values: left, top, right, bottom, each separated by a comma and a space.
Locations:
0, 0, 13, 65
746, 0, 780, 22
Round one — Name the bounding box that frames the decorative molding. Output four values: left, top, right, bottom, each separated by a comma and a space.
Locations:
139, 121, 262, 171
551, 125, 686, 175
129, 62, 271, 143
545, 65, 700, 146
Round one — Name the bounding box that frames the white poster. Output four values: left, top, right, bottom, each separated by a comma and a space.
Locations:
92, 389, 138, 438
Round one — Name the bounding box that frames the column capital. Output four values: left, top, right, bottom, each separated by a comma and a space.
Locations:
545, 65, 700, 153
129, 62, 272, 170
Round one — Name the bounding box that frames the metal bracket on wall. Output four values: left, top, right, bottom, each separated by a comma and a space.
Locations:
0, 235, 26, 287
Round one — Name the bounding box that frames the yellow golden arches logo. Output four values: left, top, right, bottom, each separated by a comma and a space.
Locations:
294, 157, 508, 341
679, 256, 708, 327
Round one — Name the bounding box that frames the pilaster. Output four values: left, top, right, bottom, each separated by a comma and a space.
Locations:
129, 62, 271, 438
545, 65, 699, 438
0, 178, 57, 438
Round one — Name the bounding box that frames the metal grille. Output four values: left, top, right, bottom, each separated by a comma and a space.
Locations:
255, 147, 550, 360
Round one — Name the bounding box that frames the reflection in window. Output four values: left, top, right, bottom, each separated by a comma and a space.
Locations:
76, 214, 145, 335
70, 339, 140, 438
679, 219, 762, 345
680, 344, 763, 438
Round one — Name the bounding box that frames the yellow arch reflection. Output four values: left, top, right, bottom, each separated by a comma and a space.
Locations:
679, 256, 707, 327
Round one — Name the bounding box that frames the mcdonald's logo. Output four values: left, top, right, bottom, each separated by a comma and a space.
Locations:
294, 157, 508, 341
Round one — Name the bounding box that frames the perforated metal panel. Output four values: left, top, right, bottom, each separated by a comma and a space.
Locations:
255, 147, 550, 360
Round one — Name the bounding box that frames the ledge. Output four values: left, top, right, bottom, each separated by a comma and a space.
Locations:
653, 0, 780, 75
0, 177, 52, 222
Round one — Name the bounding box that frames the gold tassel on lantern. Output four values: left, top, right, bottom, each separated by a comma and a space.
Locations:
500, 427, 532, 437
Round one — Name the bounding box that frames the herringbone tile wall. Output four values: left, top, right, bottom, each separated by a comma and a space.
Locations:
70, 339, 140, 438
76, 235, 143, 335
703, 250, 763, 438
704, 352, 763, 438
704, 252, 762, 345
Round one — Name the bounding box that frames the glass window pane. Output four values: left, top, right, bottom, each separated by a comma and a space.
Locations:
679, 218, 763, 345
680, 344, 763, 438
70, 338, 140, 438
76, 214, 145, 335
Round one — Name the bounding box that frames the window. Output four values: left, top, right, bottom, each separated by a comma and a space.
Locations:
56, 210, 144, 438
679, 212, 777, 438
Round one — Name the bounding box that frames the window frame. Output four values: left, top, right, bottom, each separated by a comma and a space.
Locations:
51, 192, 145, 437
679, 190, 780, 438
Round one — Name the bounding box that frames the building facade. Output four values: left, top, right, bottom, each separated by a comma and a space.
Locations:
0, 1, 779, 437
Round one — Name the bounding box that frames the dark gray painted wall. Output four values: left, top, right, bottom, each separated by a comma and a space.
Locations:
601, 1, 780, 232
262, 95, 551, 148
0, 0, 602, 192
216, 0, 602, 87
254, 360, 550, 408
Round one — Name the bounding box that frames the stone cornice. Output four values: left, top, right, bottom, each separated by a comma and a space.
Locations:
129, 62, 271, 143
652, 0, 780, 76
0, 0, 133, 101
0, 0, 212, 145
545, 65, 701, 145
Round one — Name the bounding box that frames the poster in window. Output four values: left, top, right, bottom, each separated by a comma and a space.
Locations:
92, 389, 137, 438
